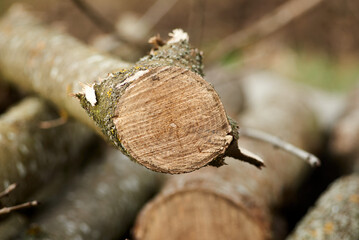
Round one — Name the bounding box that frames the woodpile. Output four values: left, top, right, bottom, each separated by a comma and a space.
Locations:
0, 3, 357, 240
133, 72, 322, 240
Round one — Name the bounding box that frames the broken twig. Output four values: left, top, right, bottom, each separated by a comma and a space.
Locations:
240, 127, 320, 167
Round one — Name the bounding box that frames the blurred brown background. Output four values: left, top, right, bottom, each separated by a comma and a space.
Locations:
1, 0, 358, 92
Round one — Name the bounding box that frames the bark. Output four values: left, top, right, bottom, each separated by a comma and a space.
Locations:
330, 86, 359, 171
0, 4, 130, 133
133, 71, 321, 240
22, 147, 162, 240
287, 174, 359, 240
0, 5, 262, 174
0, 97, 94, 207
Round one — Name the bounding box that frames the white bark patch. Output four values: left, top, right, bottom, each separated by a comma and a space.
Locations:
167, 29, 189, 44
117, 70, 149, 88
82, 84, 97, 106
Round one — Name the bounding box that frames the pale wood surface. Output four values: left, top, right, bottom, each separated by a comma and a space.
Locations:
114, 66, 232, 173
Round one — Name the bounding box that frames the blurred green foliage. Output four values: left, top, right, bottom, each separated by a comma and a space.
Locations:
289, 51, 359, 92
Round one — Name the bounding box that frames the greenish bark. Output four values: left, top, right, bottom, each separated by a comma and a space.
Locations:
0, 5, 131, 133
287, 174, 359, 240
22, 148, 162, 240
75, 40, 203, 150
0, 97, 94, 207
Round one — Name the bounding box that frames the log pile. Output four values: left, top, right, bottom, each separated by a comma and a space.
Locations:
133, 71, 321, 240
0, 5, 263, 174
0, 3, 358, 240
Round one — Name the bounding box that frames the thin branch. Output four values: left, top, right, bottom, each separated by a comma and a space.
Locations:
225, 141, 265, 169
0, 201, 38, 215
187, 0, 206, 47
0, 183, 17, 199
70, 0, 115, 33
240, 127, 321, 167
139, 0, 179, 37
209, 0, 324, 61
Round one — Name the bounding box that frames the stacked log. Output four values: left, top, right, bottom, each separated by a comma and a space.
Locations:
0, 97, 94, 206
133, 72, 321, 240
20, 148, 162, 240
287, 174, 359, 240
0, 5, 261, 174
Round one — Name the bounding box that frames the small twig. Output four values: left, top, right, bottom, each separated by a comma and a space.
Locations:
240, 127, 321, 167
209, 0, 324, 61
0, 201, 38, 215
0, 183, 17, 199
226, 142, 265, 169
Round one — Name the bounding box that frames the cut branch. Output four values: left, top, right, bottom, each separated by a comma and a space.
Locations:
240, 127, 320, 167
0, 183, 16, 199
287, 174, 359, 240
0, 200, 38, 216
0, 5, 131, 133
133, 71, 322, 240
0, 5, 264, 173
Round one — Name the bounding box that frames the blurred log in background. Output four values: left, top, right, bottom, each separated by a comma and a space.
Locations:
0, 0, 358, 239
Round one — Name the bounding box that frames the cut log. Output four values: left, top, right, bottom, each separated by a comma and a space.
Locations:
287, 174, 359, 240
0, 97, 94, 207
0, 5, 262, 173
133, 71, 321, 240
0, 4, 130, 132
22, 147, 162, 240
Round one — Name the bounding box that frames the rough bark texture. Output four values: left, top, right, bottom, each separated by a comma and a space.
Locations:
330, 86, 359, 172
22, 147, 162, 240
0, 97, 94, 207
133, 71, 321, 240
0, 5, 252, 174
0, 4, 131, 132
287, 174, 359, 240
